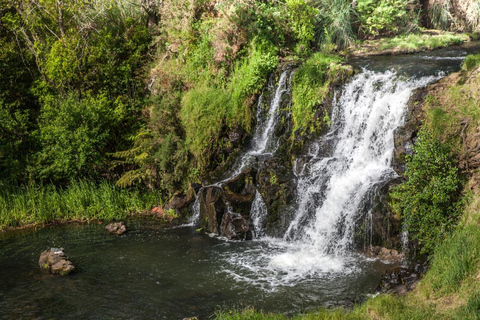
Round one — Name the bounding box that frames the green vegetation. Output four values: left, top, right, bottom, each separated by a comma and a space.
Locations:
357, 0, 417, 37
0, 181, 161, 230
462, 53, 480, 71
377, 33, 468, 51
390, 128, 464, 255
291, 53, 345, 136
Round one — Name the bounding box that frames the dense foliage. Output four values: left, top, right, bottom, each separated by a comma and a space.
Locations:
1, 0, 479, 207
390, 128, 464, 255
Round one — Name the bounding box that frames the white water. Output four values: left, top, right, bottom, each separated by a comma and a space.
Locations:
189, 70, 290, 226
222, 69, 444, 290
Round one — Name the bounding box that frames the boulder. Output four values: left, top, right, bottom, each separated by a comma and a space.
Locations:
105, 221, 127, 234
39, 248, 75, 275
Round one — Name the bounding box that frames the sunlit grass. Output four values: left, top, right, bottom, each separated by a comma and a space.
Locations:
0, 180, 161, 230
378, 33, 468, 51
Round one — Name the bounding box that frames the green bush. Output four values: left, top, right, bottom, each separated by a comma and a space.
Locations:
357, 0, 416, 37
227, 38, 278, 132
462, 53, 480, 72
390, 128, 464, 255
286, 0, 319, 44
33, 93, 122, 182
181, 86, 230, 161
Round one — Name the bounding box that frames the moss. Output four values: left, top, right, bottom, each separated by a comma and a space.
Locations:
291, 53, 346, 137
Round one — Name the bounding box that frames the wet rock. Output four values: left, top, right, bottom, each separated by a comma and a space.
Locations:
228, 127, 246, 146
257, 157, 296, 236
39, 248, 75, 275
366, 245, 404, 262
219, 211, 252, 240
197, 168, 256, 240
393, 86, 428, 174
376, 266, 420, 295
105, 221, 127, 234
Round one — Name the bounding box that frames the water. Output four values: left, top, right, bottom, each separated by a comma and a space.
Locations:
1, 45, 476, 319
190, 70, 291, 226
218, 45, 474, 288
0, 221, 390, 319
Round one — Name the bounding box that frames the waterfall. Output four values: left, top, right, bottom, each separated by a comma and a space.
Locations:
189, 70, 290, 226
250, 190, 268, 238
269, 69, 442, 275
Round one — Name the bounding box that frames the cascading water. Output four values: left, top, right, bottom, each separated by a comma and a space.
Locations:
189, 70, 290, 226
222, 68, 444, 289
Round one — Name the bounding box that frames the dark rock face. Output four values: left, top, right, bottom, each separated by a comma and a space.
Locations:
39, 248, 75, 275
257, 157, 296, 236
105, 221, 127, 234
164, 187, 197, 217
198, 168, 256, 240
393, 86, 428, 175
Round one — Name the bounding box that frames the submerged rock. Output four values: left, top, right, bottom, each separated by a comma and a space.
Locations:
105, 221, 127, 234
39, 248, 75, 275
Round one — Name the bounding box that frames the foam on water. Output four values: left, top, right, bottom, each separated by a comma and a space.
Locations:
222, 69, 445, 289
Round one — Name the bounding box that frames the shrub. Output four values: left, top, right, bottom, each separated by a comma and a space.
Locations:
33, 93, 121, 182
227, 38, 278, 132
390, 128, 464, 255
356, 0, 417, 37
181, 86, 230, 162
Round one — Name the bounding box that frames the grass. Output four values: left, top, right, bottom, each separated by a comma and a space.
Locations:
463, 53, 480, 72
378, 33, 469, 52
0, 180, 162, 230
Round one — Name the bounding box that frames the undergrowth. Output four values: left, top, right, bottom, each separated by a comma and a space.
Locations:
291, 53, 345, 136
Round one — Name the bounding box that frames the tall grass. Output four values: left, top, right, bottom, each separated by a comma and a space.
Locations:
422, 225, 480, 295
462, 53, 480, 71
0, 181, 161, 230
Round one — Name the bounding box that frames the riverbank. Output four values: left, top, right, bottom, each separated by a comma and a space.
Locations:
0, 181, 162, 232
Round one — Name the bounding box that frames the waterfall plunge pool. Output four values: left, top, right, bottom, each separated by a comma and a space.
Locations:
0, 220, 393, 319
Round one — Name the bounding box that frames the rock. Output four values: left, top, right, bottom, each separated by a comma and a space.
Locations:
105, 221, 127, 234
376, 266, 420, 295
257, 157, 296, 236
151, 206, 164, 217
39, 248, 75, 275
366, 245, 404, 262
197, 168, 256, 240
